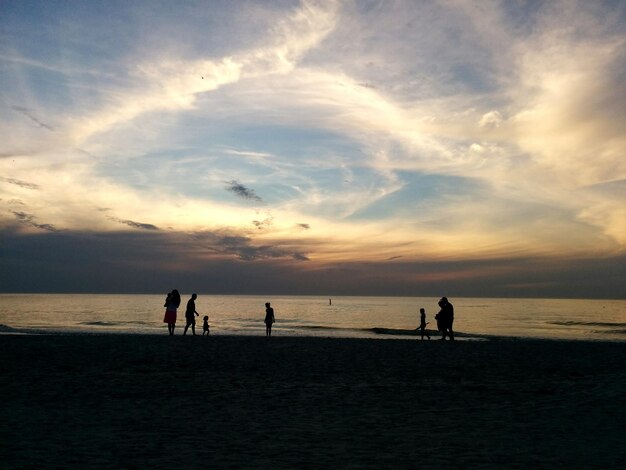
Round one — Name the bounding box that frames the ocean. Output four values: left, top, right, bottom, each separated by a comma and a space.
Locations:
0, 294, 625, 341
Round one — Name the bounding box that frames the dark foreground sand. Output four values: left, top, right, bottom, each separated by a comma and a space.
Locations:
1, 334, 625, 468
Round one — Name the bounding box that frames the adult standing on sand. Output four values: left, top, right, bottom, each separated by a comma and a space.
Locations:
436, 297, 454, 340
418, 308, 430, 340
183, 293, 200, 336
163, 289, 181, 336
264, 302, 275, 337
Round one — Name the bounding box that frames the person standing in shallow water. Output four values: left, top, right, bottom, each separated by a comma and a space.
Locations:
163, 289, 181, 336
183, 293, 200, 336
264, 302, 275, 337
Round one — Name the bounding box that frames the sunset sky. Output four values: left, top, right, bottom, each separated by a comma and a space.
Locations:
1, 0, 625, 298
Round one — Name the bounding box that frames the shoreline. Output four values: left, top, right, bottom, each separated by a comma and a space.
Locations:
2, 334, 625, 467
2, 323, 626, 344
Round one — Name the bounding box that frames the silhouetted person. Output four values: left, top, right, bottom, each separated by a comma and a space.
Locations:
437, 297, 454, 340
163, 289, 181, 336
435, 304, 444, 336
203, 315, 210, 336
418, 307, 430, 340
264, 302, 275, 337
183, 293, 200, 335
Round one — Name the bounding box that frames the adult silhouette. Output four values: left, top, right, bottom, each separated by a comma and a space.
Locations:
163, 289, 181, 336
418, 308, 430, 340
437, 297, 454, 340
183, 293, 200, 336
264, 302, 275, 337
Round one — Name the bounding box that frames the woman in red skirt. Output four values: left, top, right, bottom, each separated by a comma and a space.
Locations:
163, 289, 181, 336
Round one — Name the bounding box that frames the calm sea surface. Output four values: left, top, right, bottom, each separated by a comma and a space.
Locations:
0, 294, 625, 341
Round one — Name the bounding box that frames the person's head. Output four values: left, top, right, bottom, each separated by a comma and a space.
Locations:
192, 293, 197, 300
265, 302, 271, 308
420, 308, 425, 314
441, 297, 448, 303
203, 315, 208, 321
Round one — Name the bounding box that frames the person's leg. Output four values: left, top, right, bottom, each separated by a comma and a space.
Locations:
191, 322, 196, 335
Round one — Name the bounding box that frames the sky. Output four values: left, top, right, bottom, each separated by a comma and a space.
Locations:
1, 0, 625, 298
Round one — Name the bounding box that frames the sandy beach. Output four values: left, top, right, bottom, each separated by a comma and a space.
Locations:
1, 334, 625, 468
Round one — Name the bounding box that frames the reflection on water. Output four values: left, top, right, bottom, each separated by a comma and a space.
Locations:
0, 294, 624, 341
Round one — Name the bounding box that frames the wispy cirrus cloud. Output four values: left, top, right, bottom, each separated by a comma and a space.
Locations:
11, 106, 54, 131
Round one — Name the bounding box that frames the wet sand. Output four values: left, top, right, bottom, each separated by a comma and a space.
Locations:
1, 334, 625, 468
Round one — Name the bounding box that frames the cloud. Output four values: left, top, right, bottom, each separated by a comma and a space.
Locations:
10, 210, 57, 232
1, 226, 623, 297
1, 177, 40, 190
293, 252, 310, 261
109, 217, 159, 231
297, 223, 310, 230
478, 110, 503, 128
65, 0, 340, 145
225, 180, 263, 202
10, 106, 54, 131
252, 218, 272, 230
194, 231, 309, 262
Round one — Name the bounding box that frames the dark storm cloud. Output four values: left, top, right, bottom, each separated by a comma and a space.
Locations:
10, 210, 57, 232
109, 217, 159, 231
225, 180, 263, 202
1, 177, 40, 190
0, 228, 310, 294
0, 226, 624, 298
11, 106, 54, 131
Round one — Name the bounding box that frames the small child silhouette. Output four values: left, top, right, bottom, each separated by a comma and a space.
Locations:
203, 315, 210, 336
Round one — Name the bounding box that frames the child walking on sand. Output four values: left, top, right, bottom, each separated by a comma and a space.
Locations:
418, 308, 430, 340
203, 315, 210, 336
